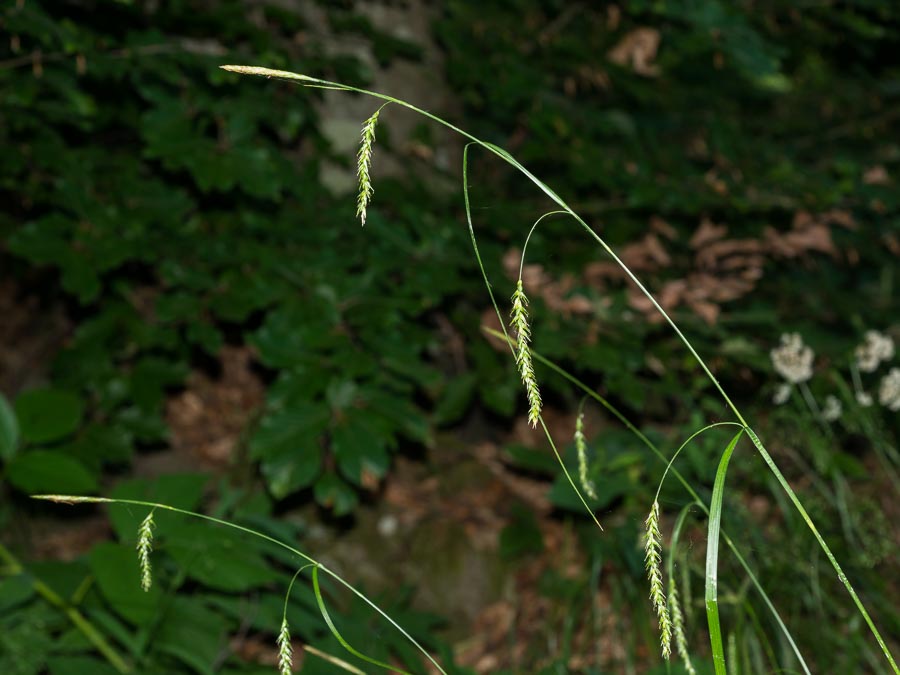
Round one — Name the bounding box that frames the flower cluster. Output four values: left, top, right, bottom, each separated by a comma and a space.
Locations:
770, 333, 814, 385
879, 367, 900, 411
855, 330, 895, 373
822, 395, 842, 422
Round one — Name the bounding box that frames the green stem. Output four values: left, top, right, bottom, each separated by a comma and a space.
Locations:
0, 542, 131, 674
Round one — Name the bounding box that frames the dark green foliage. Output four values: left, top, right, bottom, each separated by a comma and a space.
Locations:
2, 0, 900, 672
1, 0, 475, 511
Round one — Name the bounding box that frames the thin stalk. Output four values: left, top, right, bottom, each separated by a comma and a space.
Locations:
304, 645, 367, 674
654, 422, 745, 501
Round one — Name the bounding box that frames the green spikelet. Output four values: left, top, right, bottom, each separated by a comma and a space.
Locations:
510, 280, 542, 426
645, 500, 672, 659
136, 512, 155, 592
277, 618, 293, 675
356, 105, 385, 226
669, 576, 696, 674
574, 412, 598, 500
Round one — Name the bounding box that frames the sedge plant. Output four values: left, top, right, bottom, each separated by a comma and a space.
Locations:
37, 65, 899, 674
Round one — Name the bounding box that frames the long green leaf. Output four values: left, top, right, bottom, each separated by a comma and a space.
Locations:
706, 431, 745, 675
312, 566, 412, 675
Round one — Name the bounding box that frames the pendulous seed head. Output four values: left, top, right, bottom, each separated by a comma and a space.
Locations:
356, 105, 386, 227
136, 512, 155, 592
668, 576, 696, 674
574, 412, 598, 500
644, 500, 671, 659
510, 280, 542, 427
277, 618, 293, 675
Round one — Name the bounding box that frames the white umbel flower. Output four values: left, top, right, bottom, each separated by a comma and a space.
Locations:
822, 395, 842, 422
773, 383, 792, 405
857, 391, 874, 407
878, 367, 900, 411
770, 333, 814, 384
855, 331, 895, 373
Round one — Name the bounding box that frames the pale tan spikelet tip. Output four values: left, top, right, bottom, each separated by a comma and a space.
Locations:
32, 494, 111, 504
219, 65, 314, 82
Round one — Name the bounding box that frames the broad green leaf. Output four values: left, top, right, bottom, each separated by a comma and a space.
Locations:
166, 522, 280, 592
432, 373, 477, 426
0, 393, 18, 460
155, 597, 228, 675
332, 415, 390, 485
6, 450, 97, 495
0, 575, 34, 614
14, 388, 84, 444
88, 542, 162, 625
251, 404, 327, 498
313, 473, 358, 515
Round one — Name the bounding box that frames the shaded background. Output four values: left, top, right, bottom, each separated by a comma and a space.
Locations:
1, 1, 898, 673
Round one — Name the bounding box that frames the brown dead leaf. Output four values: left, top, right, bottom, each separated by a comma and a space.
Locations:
863, 165, 890, 185
695, 238, 763, 269
607, 28, 660, 76
165, 345, 265, 466
650, 215, 677, 240
690, 218, 727, 249
822, 209, 857, 229
765, 220, 835, 258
